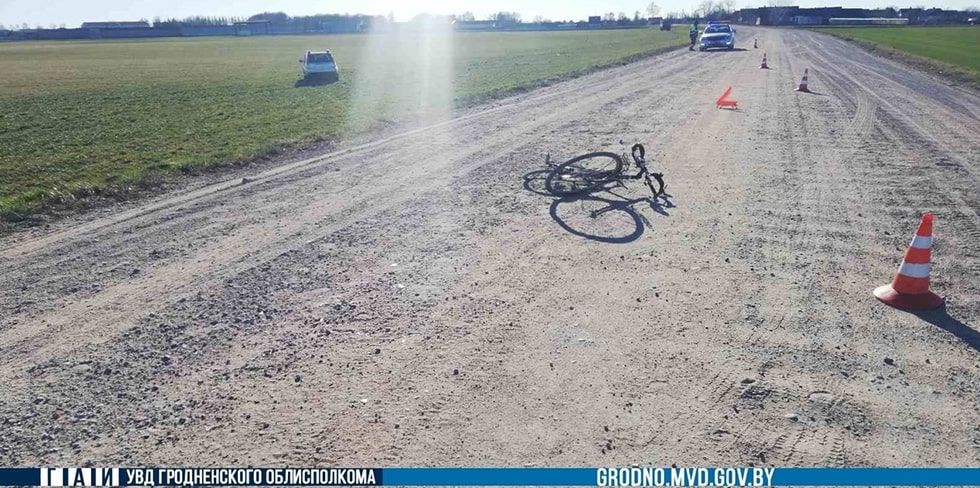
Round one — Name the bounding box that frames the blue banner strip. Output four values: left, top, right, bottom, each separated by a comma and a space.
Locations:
384, 468, 596, 485
383, 468, 980, 486
775, 468, 980, 486
0, 469, 39, 486
0, 467, 978, 486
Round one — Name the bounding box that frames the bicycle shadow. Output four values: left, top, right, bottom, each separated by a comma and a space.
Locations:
522, 169, 556, 197
523, 155, 674, 244
548, 192, 674, 244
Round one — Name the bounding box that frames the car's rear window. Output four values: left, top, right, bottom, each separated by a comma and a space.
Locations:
309, 53, 334, 63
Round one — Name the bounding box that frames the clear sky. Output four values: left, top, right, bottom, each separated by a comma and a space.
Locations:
1, 0, 975, 28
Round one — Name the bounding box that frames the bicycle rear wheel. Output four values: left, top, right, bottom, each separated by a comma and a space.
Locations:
545, 152, 623, 196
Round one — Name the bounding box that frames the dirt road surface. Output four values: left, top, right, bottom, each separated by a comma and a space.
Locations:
2, 28, 978, 467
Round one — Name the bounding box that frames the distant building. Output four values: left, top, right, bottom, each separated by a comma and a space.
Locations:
899, 8, 924, 20
233, 20, 271, 35
455, 20, 496, 31
736, 6, 799, 25
737, 6, 867, 25
80, 21, 150, 29
78, 20, 168, 39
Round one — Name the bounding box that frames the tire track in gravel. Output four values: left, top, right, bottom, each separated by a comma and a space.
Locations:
696, 28, 976, 468
805, 31, 980, 122
701, 30, 847, 467
796, 31, 980, 181
792, 32, 980, 325
761, 28, 979, 466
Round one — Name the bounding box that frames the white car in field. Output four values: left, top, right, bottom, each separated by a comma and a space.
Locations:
300, 50, 339, 81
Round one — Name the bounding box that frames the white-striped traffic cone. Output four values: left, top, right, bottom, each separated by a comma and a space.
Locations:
795, 68, 810, 92
873, 213, 944, 310
760, 53, 769, 69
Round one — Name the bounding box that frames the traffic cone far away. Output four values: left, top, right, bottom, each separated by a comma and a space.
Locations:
760, 53, 769, 69
795, 68, 810, 92
873, 213, 944, 310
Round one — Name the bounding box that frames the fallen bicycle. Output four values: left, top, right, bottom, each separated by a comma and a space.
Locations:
545, 143, 666, 198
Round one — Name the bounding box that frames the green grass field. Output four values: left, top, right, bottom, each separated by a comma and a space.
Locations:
821, 26, 980, 76
0, 29, 686, 220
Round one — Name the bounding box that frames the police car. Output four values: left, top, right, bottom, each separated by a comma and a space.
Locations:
699, 21, 736, 51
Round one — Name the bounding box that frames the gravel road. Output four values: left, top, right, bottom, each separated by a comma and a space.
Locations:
1, 27, 978, 467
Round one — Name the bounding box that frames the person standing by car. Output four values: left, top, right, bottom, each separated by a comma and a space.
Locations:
689, 21, 699, 50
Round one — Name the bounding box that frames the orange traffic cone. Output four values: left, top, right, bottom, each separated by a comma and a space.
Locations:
873, 213, 944, 310
795, 68, 810, 92
760, 53, 769, 69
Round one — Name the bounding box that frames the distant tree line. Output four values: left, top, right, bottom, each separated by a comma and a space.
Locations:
245, 11, 384, 29
491, 12, 522, 23
144, 12, 384, 29
1, 22, 66, 31
152, 16, 244, 27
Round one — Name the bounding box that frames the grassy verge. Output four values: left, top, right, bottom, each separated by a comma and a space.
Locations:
814, 26, 980, 88
0, 29, 687, 223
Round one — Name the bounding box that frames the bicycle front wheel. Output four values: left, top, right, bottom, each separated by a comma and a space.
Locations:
545, 152, 623, 197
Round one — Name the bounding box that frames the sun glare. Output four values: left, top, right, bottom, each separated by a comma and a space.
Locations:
347, 15, 455, 132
